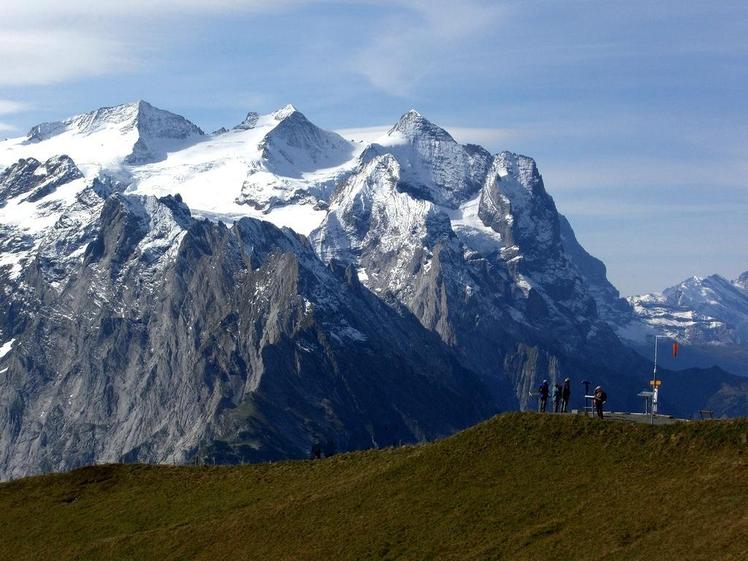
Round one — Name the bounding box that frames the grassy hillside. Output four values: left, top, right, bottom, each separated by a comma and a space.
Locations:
1, 413, 746, 561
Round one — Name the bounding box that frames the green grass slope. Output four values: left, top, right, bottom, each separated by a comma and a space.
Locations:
1, 413, 746, 561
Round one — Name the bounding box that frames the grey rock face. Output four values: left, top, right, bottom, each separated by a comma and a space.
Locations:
0, 191, 493, 479
0, 156, 94, 288
0, 156, 83, 206
234, 112, 260, 130
478, 152, 561, 265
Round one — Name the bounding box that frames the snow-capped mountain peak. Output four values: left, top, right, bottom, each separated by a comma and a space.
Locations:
26, 101, 141, 142
27, 100, 203, 143
1, 101, 204, 174
272, 103, 299, 121
387, 109, 456, 143
258, 106, 355, 176
127, 104, 360, 232
364, 110, 494, 207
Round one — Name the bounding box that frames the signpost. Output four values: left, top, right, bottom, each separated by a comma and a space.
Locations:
581, 380, 592, 416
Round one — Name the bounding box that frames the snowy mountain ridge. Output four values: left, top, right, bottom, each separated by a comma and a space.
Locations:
622, 272, 748, 346
27, 100, 204, 142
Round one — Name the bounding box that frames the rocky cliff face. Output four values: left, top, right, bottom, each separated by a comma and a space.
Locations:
735, 271, 748, 291
1, 101, 745, 478
0, 189, 493, 479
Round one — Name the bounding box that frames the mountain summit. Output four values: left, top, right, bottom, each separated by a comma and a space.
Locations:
388, 109, 456, 142
27, 100, 203, 144
6, 101, 205, 171
259, 106, 354, 175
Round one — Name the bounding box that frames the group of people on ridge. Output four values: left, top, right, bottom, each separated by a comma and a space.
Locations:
536, 379, 608, 419
537, 378, 571, 413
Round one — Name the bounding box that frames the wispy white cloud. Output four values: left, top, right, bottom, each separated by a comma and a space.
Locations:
0, 30, 135, 87
0, 99, 31, 115
0, 0, 505, 93
446, 126, 523, 148
335, 125, 390, 144
0, 0, 304, 87
351, 1, 506, 95
0, 0, 300, 21
0, 99, 32, 132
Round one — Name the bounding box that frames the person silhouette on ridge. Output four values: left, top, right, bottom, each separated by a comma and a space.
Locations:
561, 377, 571, 413
553, 383, 562, 413
538, 380, 550, 413
593, 386, 608, 419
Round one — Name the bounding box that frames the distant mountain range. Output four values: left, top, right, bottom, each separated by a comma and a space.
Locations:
0, 101, 745, 479
618, 273, 748, 376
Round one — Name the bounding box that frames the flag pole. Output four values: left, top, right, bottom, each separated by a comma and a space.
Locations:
651, 335, 678, 425
651, 336, 659, 425
651, 335, 667, 425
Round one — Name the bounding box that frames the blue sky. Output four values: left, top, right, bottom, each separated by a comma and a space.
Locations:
1, 0, 746, 295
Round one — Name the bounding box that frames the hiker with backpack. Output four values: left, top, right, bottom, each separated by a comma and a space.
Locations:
552, 383, 562, 413
593, 386, 607, 419
561, 377, 571, 413
538, 380, 550, 413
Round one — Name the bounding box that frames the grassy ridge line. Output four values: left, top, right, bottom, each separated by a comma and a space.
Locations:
0, 413, 746, 561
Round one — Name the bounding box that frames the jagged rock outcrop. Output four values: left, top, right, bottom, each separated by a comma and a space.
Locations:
735, 271, 748, 291
0, 155, 82, 206
234, 112, 260, 131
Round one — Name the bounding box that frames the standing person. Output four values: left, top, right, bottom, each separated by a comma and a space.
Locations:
561, 377, 571, 413
593, 386, 607, 419
311, 442, 322, 460
553, 383, 562, 413
538, 380, 550, 413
